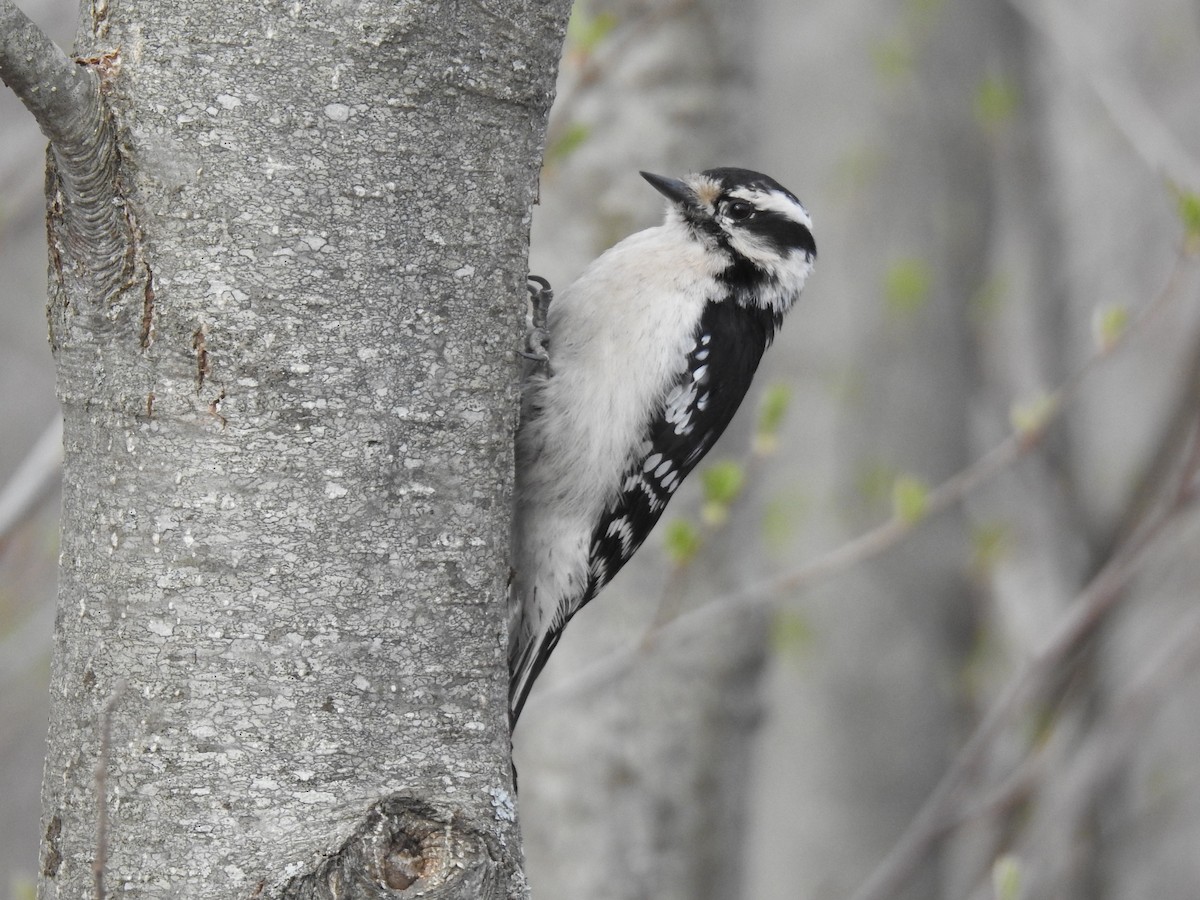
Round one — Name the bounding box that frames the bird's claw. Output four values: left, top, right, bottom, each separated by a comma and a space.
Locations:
523, 275, 553, 374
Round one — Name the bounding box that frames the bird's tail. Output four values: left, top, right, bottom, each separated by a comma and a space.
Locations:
508, 620, 562, 728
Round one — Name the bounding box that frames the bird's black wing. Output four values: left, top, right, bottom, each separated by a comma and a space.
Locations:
508, 300, 779, 726
583, 299, 779, 601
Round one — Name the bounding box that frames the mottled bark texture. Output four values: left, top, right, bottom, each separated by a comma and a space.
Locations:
27, 1, 570, 897
516, 2, 769, 899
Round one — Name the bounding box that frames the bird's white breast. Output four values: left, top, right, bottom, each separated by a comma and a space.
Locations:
518, 221, 724, 524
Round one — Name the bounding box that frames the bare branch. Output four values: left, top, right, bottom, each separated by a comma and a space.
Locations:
1103, 321, 1200, 554
1019, 600, 1200, 875
0, 0, 132, 298
0, 1, 95, 147
848, 413, 1200, 900
847, 498, 1181, 900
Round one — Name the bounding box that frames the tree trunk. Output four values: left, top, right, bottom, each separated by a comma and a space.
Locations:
15, 2, 570, 897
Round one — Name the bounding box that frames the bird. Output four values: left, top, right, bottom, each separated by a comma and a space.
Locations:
508, 167, 815, 726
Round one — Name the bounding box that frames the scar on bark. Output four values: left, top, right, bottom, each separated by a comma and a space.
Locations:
41, 814, 62, 878
279, 797, 505, 899
139, 265, 155, 349
193, 325, 210, 391
209, 389, 227, 429
75, 50, 120, 83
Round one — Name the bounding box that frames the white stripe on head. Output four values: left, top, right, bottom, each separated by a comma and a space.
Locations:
727, 187, 814, 232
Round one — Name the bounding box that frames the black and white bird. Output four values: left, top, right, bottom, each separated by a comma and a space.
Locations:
509, 167, 816, 725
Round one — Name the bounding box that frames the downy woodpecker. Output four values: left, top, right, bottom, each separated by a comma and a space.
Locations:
510, 167, 816, 725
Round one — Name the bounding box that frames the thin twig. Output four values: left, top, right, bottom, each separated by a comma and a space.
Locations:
848, 495, 1181, 900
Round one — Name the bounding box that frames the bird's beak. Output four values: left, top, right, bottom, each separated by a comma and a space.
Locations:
640, 171, 692, 206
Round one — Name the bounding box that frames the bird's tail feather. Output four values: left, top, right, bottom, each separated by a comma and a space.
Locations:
508, 624, 562, 728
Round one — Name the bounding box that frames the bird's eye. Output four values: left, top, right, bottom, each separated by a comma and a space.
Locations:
725, 200, 754, 221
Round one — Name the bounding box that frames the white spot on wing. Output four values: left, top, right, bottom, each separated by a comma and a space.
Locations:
606, 517, 635, 555
664, 380, 698, 435
590, 556, 609, 587
633, 473, 657, 500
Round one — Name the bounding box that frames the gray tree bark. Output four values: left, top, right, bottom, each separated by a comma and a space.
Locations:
1, 1, 570, 897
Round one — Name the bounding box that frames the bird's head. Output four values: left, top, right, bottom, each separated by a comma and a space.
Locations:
642, 167, 816, 314
642, 167, 816, 268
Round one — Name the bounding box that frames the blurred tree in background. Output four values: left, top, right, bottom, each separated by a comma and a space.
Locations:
4, 0, 1200, 899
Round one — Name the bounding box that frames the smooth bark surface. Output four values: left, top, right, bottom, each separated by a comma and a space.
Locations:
29, 2, 570, 897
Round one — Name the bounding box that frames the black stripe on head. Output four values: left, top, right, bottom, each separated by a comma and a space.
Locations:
745, 209, 817, 258
700, 167, 816, 257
